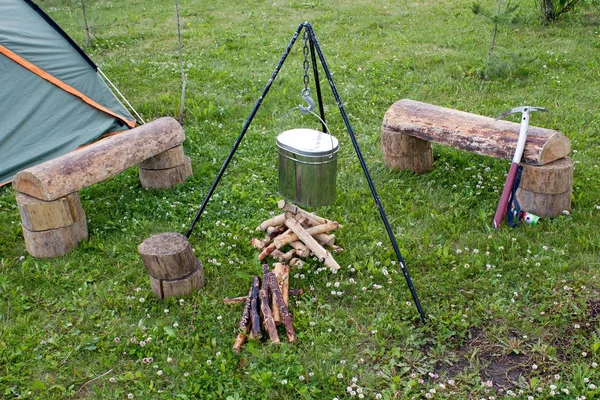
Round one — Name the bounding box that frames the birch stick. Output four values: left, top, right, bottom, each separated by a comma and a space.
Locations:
284, 218, 341, 271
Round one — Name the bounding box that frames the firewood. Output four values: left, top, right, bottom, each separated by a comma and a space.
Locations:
278, 199, 343, 228
224, 288, 303, 305
270, 249, 296, 262
271, 263, 285, 324
262, 264, 272, 307
284, 218, 341, 272
266, 225, 286, 238
289, 240, 310, 258
270, 221, 340, 251
251, 237, 269, 251
330, 244, 344, 254
266, 272, 297, 343
256, 213, 287, 231
232, 281, 255, 353
281, 265, 290, 307
249, 276, 262, 339
258, 289, 280, 343
314, 233, 335, 246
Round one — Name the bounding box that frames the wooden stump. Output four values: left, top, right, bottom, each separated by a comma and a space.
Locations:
17, 191, 88, 258
516, 157, 573, 217
381, 131, 433, 174
138, 154, 192, 189
149, 259, 205, 299
138, 232, 205, 299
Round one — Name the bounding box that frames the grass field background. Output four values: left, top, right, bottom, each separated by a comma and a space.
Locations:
1, 0, 599, 398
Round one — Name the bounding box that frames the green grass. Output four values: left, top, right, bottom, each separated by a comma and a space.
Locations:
1, 0, 600, 398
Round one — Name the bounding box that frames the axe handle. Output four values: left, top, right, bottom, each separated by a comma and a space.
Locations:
492, 110, 530, 229
493, 162, 519, 229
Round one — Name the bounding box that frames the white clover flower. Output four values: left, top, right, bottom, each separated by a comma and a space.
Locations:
337, 373, 343, 379
128, 394, 134, 399
281, 379, 287, 385
531, 364, 538, 370
139, 297, 145, 303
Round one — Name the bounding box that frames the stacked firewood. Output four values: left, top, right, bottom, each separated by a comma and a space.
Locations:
230, 263, 295, 352
251, 199, 343, 272
228, 200, 343, 352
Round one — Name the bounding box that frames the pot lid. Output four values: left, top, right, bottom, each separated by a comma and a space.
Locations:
277, 128, 339, 156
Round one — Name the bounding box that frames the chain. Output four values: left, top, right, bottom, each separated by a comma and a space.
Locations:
302, 29, 310, 95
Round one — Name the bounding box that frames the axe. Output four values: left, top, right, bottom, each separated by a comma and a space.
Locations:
492, 106, 547, 229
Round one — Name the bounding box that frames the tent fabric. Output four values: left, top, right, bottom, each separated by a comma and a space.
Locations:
0, 0, 135, 185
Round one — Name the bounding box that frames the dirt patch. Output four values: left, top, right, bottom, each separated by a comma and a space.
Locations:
434, 328, 528, 391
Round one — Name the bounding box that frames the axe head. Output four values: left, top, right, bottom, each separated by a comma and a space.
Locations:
496, 106, 548, 121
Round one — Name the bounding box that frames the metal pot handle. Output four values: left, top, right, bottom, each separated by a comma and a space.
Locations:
280, 104, 336, 155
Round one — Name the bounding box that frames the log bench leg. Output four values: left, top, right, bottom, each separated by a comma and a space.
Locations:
381, 131, 433, 174
138, 232, 205, 299
137, 144, 193, 189
517, 157, 573, 218
16, 192, 88, 258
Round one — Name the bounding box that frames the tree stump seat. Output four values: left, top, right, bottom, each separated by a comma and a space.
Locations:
381, 99, 572, 218
13, 117, 193, 258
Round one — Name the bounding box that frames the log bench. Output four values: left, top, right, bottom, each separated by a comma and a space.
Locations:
13, 117, 193, 258
381, 99, 572, 218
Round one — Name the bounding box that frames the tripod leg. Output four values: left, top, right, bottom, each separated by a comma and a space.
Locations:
185, 23, 305, 239
304, 23, 427, 323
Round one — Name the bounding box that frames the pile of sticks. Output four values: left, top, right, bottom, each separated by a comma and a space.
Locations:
231, 263, 295, 352
251, 199, 343, 272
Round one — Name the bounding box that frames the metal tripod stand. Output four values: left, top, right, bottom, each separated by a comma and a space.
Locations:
186, 22, 427, 323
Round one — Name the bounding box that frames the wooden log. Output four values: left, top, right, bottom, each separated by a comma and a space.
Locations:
251, 237, 269, 251
249, 276, 262, 339
284, 218, 341, 271
381, 131, 434, 174
266, 272, 297, 343
281, 265, 290, 308
289, 240, 310, 258
266, 225, 286, 238
139, 156, 192, 189
16, 192, 82, 231
256, 213, 287, 231
271, 263, 285, 324
269, 249, 296, 262
22, 209, 88, 258
137, 145, 186, 170
272, 221, 340, 250
233, 284, 252, 352
382, 99, 571, 168
516, 157, 573, 217
314, 233, 335, 247
13, 117, 186, 201
138, 232, 197, 280
278, 199, 343, 228
258, 289, 280, 344
149, 259, 205, 299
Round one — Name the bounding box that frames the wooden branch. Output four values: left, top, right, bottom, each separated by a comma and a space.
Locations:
258, 289, 280, 343
249, 276, 262, 339
278, 199, 342, 227
266, 272, 297, 343
289, 257, 301, 267
232, 280, 254, 353
271, 263, 285, 324
314, 233, 335, 247
271, 221, 340, 251
289, 240, 310, 258
284, 218, 341, 271
250, 237, 270, 251
266, 225, 286, 238
281, 265, 290, 307
270, 249, 296, 262
262, 264, 271, 308
256, 213, 287, 231
330, 244, 344, 254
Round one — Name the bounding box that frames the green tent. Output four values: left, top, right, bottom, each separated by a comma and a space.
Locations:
0, 0, 136, 185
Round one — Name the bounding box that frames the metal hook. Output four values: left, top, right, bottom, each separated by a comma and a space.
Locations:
298, 89, 314, 114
